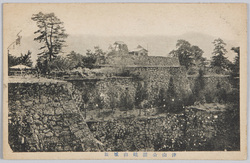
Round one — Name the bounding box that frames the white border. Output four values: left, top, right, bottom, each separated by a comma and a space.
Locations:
1, 0, 249, 162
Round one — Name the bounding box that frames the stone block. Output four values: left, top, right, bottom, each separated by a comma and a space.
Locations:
29, 147, 37, 152
27, 116, 34, 123
23, 101, 34, 107
52, 102, 61, 108
40, 96, 48, 103
56, 145, 64, 151
57, 122, 63, 126
34, 120, 43, 126
44, 108, 55, 115
53, 126, 62, 130
55, 108, 64, 115
64, 145, 72, 151
69, 125, 79, 133
61, 131, 71, 136
49, 121, 56, 126
45, 132, 53, 137
33, 113, 40, 120
36, 104, 46, 110
74, 130, 84, 138
42, 117, 48, 123
44, 127, 51, 132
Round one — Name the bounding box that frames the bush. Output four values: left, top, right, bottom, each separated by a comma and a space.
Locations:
119, 89, 134, 111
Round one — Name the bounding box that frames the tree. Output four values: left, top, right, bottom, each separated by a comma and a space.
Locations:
94, 93, 104, 114
82, 91, 90, 119
169, 40, 204, 70
31, 12, 68, 62
231, 47, 240, 77
166, 77, 176, 101
120, 88, 133, 114
67, 51, 84, 69
49, 56, 71, 71
193, 69, 205, 103
156, 88, 166, 109
82, 55, 97, 69
36, 56, 49, 74
8, 54, 19, 68
108, 90, 117, 115
215, 82, 227, 103
134, 82, 148, 115
8, 51, 33, 73
86, 46, 107, 65
19, 50, 33, 67
156, 77, 178, 113
230, 47, 240, 89
210, 38, 231, 73
8, 51, 33, 68
165, 77, 178, 112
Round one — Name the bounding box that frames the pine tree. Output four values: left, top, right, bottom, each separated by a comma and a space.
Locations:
211, 38, 231, 73
32, 12, 68, 72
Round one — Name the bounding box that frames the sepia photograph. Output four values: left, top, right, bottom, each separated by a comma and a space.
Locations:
2, 3, 247, 160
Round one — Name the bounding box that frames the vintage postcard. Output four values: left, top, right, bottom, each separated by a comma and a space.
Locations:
3, 3, 247, 160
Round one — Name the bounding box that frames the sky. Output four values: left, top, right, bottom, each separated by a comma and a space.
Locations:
3, 3, 247, 65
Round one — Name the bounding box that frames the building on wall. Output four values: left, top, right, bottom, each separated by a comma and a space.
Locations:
129, 45, 148, 56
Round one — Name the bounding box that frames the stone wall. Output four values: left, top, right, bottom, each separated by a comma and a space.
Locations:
87, 108, 236, 151
70, 77, 138, 110
125, 66, 191, 102
8, 78, 239, 152
8, 82, 103, 152
68, 67, 192, 110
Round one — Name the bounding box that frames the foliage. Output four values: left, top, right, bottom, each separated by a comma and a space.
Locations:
156, 77, 182, 113
36, 55, 71, 74
119, 88, 134, 111
31, 12, 68, 61
8, 54, 19, 68
229, 47, 240, 89
193, 69, 205, 103
80, 46, 107, 69
36, 56, 49, 74
215, 82, 227, 103
165, 77, 183, 113
8, 50, 33, 68
108, 90, 117, 113
48, 56, 71, 71
82, 55, 97, 69
156, 88, 166, 109
210, 38, 232, 73
66, 51, 85, 69
169, 40, 205, 70
87, 46, 106, 58
94, 93, 105, 110
166, 77, 176, 101
231, 47, 240, 74
86, 46, 107, 65
134, 82, 148, 109
19, 51, 33, 67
